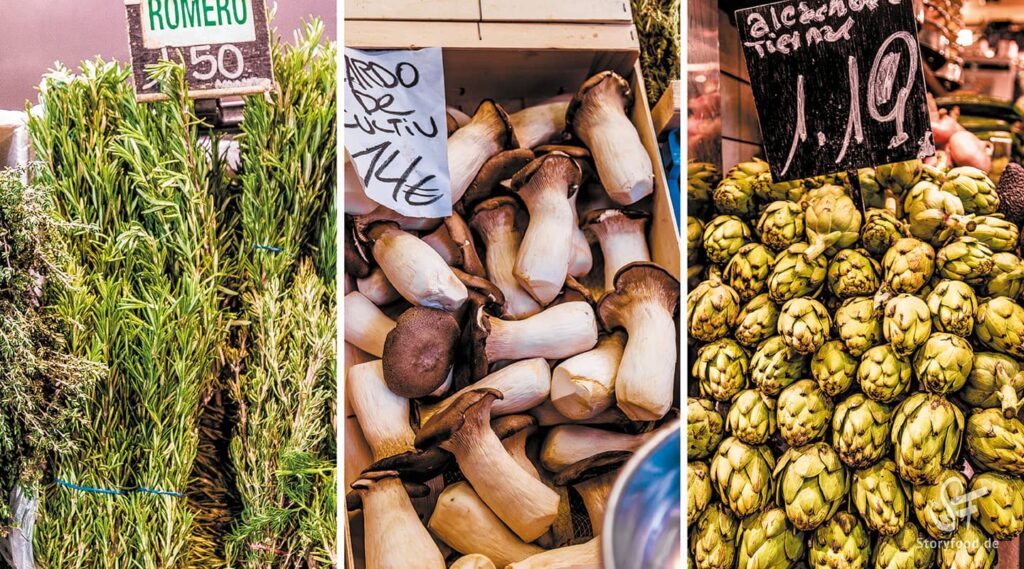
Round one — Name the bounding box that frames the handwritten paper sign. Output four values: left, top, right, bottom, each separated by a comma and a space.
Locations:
124, 0, 274, 102
343, 47, 451, 218
736, 0, 933, 182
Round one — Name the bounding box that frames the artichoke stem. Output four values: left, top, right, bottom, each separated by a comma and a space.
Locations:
803, 231, 841, 261
947, 214, 977, 233
997, 378, 1021, 419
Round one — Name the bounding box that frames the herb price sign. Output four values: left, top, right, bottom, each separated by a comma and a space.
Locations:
736, 0, 934, 182
124, 0, 274, 101
343, 47, 452, 218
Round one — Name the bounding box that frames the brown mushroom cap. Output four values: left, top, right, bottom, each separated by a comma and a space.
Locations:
583, 208, 651, 234
346, 471, 432, 510
461, 149, 535, 212
444, 211, 486, 278
362, 447, 453, 483
472, 99, 519, 150
551, 450, 632, 487
534, 144, 591, 160
469, 196, 526, 237
551, 275, 596, 307
452, 269, 506, 315
355, 206, 443, 236
597, 262, 680, 331
492, 414, 537, 440
510, 152, 582, 198
383, 306, 461, 398
344, 217, 372, 278
415, 388, 503, 449
462, 304, 494, 380
565, 71, 633, 132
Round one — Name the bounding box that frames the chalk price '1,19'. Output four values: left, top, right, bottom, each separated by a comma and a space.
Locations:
142, 44, 245, 89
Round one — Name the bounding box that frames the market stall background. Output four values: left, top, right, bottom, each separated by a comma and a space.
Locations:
0, 0, 336, 108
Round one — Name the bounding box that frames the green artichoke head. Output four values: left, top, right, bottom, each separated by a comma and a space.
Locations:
936, 236, 995, 286
970, 472, 1024, 541
751, 335, 810, 396
962, 352, 1024, 419
734, 294, 782, 348
891, 393, 964, 485
876, 159, 923, 195
873, 522, 936, 569
802, 188, 863, 260
737, 507, 806, 569
985, 252, 1024, 299
688, 161, 721, 215
903, 180, 974, 246
756, 200, 806, 253
807, 511, 870, 569
827, 249, 881, 298
694, 338, 750, 402
810, 340, 858, 397
883, 294, 932, 357
687, 216, 705, 264
966, 408, 1024, 476
725, 389, 777, 445
691, 503, 739, 569
925, 279, 977, 337
714, 178, 758, 219
687, 398, 724, 459
777, 379, 833, 447
975, 296, 1024, 358
967, 214, 1019, 252
773, 442, 849, 531
861, 207, 907, 259
937, 523, 997, 569
942, 165, 999, 215
832, 393, 892, 469
857, 344, 912, 403
767, 242, 829, 302
778, 298, 832, 355
835, 296, 884, 357
910, 468, 968, 539
851, 459, 909, 536
702, 214, 753, 265
913, 332, 974, 394
687, 276, 741, 343
710, 437, 776, 518
881, 237, 935, 295
687, 461, 712, 526
724, 243, 776, 301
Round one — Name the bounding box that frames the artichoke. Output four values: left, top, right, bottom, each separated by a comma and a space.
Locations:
873, 523, 935, 569
691, 503, 739, 569
687, 216, 705, 263
861, 207, 906, 258
694, 338, 750, 401
904, 181, 974, 246
710, 437, 776, 517
970, 471, 1024, 540
688, 161, 721, 215
777, 379, 833, 446
767, 242, 829, 302
827, 249, 881, 298
876, 160, 923, 195
725, 243, 775, 301
962, 352, 1024, 419
703, 215, 753, 265
811, 340, 858, 397
836, 296, 884, 357
851, 459, 909, 536
726, 158, 771, 181
891, 393, 964, 484
757, 200, 806, 252
936, 236, 994, 285
778, 298, 832, 355
774, 442, 849, 531
737, 507, 806, 569
912, 333, 974, 394
687, 276, 741, 343
975, 296, 1024, 357
755, 172, 807, 203
857, 344, 912, 403
937, 523, 996, 569
734, 294, 781, 348
966, 214, 1019, 252
883, 294, 932, 356
726, 389, 777, 445
966, 408, 1024, 475
803, 188, 863, 260
714, 177, 759, 219
688, 461, 712, 525
881, 237, 935, 295
941, 165, 999, 215
751, 335, 810, 396
833, 393, 892, 469
911, 468, 967, 539
925, 279, 977, 337
808, 512, 870, 569
985, 252, 1024, 299
688, 398, 725, 459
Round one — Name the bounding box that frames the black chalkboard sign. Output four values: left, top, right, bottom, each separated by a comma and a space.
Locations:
736, 0, 934, 182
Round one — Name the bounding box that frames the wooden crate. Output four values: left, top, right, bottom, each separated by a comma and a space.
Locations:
343, 22, 679, 569
345, 0, 633, 23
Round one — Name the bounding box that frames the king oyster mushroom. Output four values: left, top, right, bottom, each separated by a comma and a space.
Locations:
552, 450, 632, 530
449, 554, 496, 569
362, 221, 468, 311
420, 211, 486, 278
550, 331, 626, 420
464, 301, 598, 380
585, 208, 652, 292
567, 71, 653, 205
382, 306, 460, 398
344, 291, 396, 358
418, 357, 551, 424
469, 197, 543, 319
449, 100, 518, 204
540, 424, 655, 473
347, 472, 445, 569
416, 389, 561, 542
505, 538, 601, 569
356, 267, 402, 306
598, 262, 680, 420
510, 99, 570, 149
460, 149, 535, 214
510, 152, 583, 305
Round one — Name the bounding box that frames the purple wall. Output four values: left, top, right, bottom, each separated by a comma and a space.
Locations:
0, 1, 336, 109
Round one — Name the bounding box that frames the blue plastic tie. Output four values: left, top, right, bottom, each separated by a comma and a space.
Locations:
55, 478, 183, 498
136, 486, 185, 498
252, 244, 285, 254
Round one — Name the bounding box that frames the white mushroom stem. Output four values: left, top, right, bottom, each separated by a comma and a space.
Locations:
509, 101, 569, 149
441, 398, 560, 542
450, 554, 497, 569
449, 103, 510, 204
531, 400, 626, 427
471, 203, 542, 319
347, 360, 414, 461
540, 425, 652, 472
567, 192, 593, 278
419, 358, 551, 424
355, 476, 446, 569
613, 299, 677, 421
356, 268, 402, 306
589, 213, 650, 291
551, 332, 625, 420
572, 75, 653, 205
344, 292, 396, 357
575, 473, 617, 530
484, 301, 598, 362
429, 482, 544, 567
370, 225, 468, 311
505, 538, 601, 569
502, 429, 540, 480
514, 156, 579, 304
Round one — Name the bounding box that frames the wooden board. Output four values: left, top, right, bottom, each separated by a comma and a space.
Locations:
652, 80, 682, 137
479, 0, 633, 23
736, 0, 933, 181
345, 0, 480, 21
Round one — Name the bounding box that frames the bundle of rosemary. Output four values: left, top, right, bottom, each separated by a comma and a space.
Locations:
632, 0, 681, 104
0, 170, 103, 568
